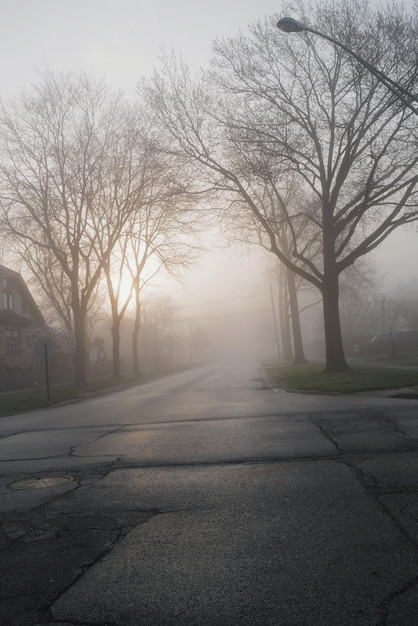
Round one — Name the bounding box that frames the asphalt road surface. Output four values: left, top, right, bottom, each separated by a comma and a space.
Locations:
2, 357, 418, 625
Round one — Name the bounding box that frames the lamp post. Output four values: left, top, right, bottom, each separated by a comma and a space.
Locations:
277, 16, 418, 115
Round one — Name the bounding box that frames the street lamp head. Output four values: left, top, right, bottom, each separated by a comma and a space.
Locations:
276, 17, 305, 33
277, 15, 418, 115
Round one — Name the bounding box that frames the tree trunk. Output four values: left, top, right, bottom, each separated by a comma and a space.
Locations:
111, 318, 122, 379
132, 288, 141, 376
321, 205, 349, 373
73, 303, 88, 386
279, 270, 293, 362
287, 268, 306, 364
269, 282, 281, 361
322, 271, 349, 372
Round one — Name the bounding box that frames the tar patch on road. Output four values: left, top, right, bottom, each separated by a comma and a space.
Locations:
0, 504, 158, 626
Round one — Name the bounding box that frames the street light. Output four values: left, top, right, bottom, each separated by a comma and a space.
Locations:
277, 16, 418, 115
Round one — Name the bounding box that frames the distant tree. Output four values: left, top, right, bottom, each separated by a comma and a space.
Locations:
393, 280, 418, 330
339, 262, 378, 339
370, 293, 405, 334
143, 0, 418, 372
267, 258, 313, 364
400, 300, 418, 330
340, 262, 406, 340
227, 177, 314, 363
188, 323, 208, 364
126, 195, 198, 377
140, 296, 182, 370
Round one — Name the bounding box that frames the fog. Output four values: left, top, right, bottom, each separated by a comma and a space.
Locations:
0, 0, 285, 95
372, 227, 418, 291
174, 246, 276, 361
157, 223, 418, 367
1, 0, 418, 373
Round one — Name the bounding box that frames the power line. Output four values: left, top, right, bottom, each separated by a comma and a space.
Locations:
182, 309, 272, 321
178, 292, 269, 309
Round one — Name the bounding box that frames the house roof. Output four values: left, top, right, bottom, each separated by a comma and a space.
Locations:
0, 310, 38, 328
0, 264, 45, 326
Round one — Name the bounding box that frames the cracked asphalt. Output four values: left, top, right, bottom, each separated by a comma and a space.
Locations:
2, 358, 418, 625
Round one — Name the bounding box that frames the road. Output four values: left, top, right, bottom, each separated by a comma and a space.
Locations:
2, 357, 418, 625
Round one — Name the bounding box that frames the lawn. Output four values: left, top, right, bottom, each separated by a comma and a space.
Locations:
265, 362, 418, 393
0, 370, 174, 417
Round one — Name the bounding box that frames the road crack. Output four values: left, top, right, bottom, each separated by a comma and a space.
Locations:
0, 500, 160, 626
378, 574, 418, 625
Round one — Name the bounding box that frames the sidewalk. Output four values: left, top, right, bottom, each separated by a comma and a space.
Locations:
362, 385, 418, 399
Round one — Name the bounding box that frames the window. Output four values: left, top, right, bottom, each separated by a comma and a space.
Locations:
5, 330, 21, 353
3, 277, 14, 311
3, 292, 14, 310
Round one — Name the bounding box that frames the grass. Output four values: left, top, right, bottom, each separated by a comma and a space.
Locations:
265, 362, 418, 393
0, 370, 177, 417
373, 354, 418, 367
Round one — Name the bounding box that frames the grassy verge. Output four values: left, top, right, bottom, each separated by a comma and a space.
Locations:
265, 362, 418, 393
372, 354, 418, 367
0, 370, 177, 416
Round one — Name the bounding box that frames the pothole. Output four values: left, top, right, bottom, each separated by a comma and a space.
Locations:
8, 476, 74, 490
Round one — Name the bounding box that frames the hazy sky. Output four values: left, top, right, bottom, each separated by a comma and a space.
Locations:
1, 0, 416, 306
0, 0, 283, 309
0, 0, 281, 95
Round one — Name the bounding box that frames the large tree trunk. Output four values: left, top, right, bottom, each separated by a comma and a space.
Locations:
279, 271, 293, 362
73, 301, 88, 386
287, 268, 306, 364
322, 270, 349, 372
321, 207, 349, 373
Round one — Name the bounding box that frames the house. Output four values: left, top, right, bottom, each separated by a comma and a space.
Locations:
0, 265, 45, 369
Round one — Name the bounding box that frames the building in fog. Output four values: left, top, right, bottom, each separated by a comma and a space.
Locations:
0, 265, 45, 369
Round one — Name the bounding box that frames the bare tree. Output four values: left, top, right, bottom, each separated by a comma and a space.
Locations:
369, 293, 405, 335
99, 148, 199, 378
90, 106, 158, 380
140, 296, 183, 371
225, 177, 313, 363
142, 0, 418, 372
339, 261, 380, 341
0, 72, 142, 385
338, 261, 408, 360
127, 201, 198, 377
